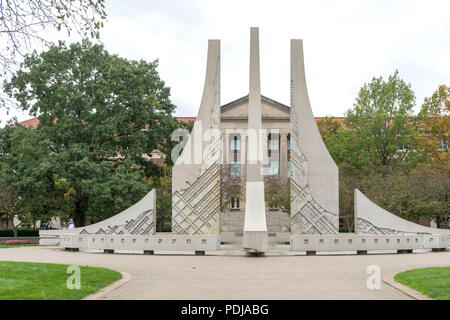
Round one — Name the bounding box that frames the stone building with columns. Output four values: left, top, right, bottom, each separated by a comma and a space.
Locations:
219, 94, 292, 235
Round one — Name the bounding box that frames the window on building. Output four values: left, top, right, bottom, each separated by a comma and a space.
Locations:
268, 134, 279, 151
287, 134, 291, 151
268, 160, 279, 177
229, 135, 241, 178
439, 139, 449, 151
230, 161, 241, 178
231, 197, 240, 210
230, 136, 241, 151
398, 144, 409, 153
287, 160, 291, 176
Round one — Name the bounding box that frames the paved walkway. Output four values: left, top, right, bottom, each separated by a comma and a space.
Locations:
1, 246, 449, 299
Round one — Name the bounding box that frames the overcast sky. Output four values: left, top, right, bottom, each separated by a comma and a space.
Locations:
2, 0, 450, 123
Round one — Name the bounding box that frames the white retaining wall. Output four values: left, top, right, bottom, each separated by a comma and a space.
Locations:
60, 234, 220, 252
291, 234, 449, 252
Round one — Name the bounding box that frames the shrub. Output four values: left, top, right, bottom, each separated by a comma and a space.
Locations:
0, 239, 37, 245
0, 229, 39, 237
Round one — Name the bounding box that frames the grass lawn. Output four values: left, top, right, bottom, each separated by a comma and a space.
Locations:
0, 261, 122, 300
394, 267, 450, 300
0, 244, 39, 249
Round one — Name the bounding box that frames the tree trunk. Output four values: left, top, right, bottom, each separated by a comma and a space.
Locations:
436, 214, 441, 229
344, 214, 354, 233
74, 197, 88, 227
9, 216, 17, 239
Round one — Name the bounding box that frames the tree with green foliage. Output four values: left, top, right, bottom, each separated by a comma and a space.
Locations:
0, 186, 23, 238
0, 122, 74, 230
319, 72, 449, 230
265, 180, 290, 213
416, 85, 449, 227
344, 70, 418, 172
317, 116, 343, 142
417, 85, 449, 163
4, 40, 178, 227
151, 166, 172, 232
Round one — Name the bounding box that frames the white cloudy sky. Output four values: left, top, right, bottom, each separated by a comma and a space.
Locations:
2, 0, 450, 123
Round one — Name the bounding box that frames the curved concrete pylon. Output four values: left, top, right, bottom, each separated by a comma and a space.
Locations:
355, 189, 450, 235
290, 40, 339, 235
171, 40, 221, 236
76, 189, 157, 235
243, 27, 268, 253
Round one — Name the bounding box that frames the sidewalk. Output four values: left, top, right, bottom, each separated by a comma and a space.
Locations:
1, 246, 448, 299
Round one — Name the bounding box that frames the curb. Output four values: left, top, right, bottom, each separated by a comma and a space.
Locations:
83, 271, 131, 300
382, 273, 432, 300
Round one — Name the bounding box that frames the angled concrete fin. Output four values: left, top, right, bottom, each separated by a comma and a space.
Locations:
243, 27, 268, 253
355, 189, 450, 235
290, 39, 339, 235
171, 40, 221, 236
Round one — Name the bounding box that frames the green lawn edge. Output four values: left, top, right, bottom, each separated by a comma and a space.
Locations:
0, 244, 39, 249
394, 267, 450, 300
0, 261, 122, 300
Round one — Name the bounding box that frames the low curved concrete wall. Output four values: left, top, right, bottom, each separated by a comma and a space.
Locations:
61, 234, 220, 253
355, 189, 450, 235
291, 234, 449, 252
39, 189, 156, 245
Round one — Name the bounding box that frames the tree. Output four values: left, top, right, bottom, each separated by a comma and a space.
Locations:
0, 0, 108, 116
0, 186, 23, 238
152, 166, 172, 232
4, 41, 178, 227
220, 175, 243, 213
265, 179, 290, 213
344, 70, 418, 172
0, 0, 107, 74
0, 123, 73, 229
317, 116, 343, 142
417, 85, 449, 164
414, 85, 450, 228
318, 71, 438, 230
0, 124, 54, 197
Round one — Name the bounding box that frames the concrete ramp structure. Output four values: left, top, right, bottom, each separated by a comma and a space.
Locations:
290, 40, 339, 235
355, 189, 450, 235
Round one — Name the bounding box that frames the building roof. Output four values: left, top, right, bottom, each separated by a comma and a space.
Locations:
13, 117, 40, 129
15, 96, 343, 129
221, 94, 291, 112
17, 114, 344, 129
176, 117, 197, 123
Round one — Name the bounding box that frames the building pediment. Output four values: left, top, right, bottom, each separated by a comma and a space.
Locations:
221, 95, 290, 121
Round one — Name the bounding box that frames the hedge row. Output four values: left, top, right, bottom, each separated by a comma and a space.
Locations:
0, 229, 40, 237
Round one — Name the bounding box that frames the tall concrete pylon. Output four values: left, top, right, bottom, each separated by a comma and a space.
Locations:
243, 27, 269, 253
290, 40, 339, 235
171, 40, 221, 235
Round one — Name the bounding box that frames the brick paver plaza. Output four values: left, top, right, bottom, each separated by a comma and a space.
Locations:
1, 245, 449, 299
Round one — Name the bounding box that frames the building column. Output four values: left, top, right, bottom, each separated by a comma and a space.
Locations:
240, 133, 247, 212
280, 132, 288, 183
222, 133, 228, 166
